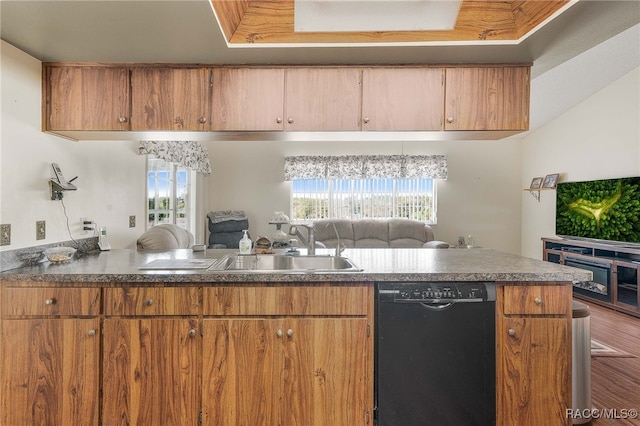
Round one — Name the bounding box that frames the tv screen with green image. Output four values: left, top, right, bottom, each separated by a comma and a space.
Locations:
555, 177, 640, 244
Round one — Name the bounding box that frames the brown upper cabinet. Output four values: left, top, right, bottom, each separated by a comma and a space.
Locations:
444, 66, 530, 131
131, 67, 211, 131
43, 64, 531, 136
361, 68, 445, 131
284, 68, 362, 131
211, 68, 285, 131
46, 66, 131, 131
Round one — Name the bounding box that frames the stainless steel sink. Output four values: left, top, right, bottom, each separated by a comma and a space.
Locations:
209, 254, 362, 272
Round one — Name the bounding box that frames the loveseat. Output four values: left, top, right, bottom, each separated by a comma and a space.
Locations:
312, 218, 449, 249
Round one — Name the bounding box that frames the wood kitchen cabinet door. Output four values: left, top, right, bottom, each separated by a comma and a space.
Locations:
102, 318, 201, 425
211, 68, 285, 130
47, 66, 130, 131
496, 284, 571, 426
497, 317, 570, 425
202, 318, 370, 426
284, 68, 362, 131
362, 68, 444, 131
1, 319, 100, 426
445, 66, 530, 131
131, 67, 211, 130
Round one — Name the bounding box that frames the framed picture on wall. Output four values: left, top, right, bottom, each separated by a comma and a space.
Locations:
530, 177, 544, 189
543, 173, 560, 189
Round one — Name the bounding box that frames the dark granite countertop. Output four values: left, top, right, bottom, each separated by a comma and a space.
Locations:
0, 247, 591, 284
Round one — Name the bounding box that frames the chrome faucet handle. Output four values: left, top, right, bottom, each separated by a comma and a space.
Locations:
305, 225, 316, 255
326, 222, 342, 256
290, 224, 316, 255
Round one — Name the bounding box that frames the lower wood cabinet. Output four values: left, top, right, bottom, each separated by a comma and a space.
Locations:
201, 284, 374, 425
1, 285, 101, 426
1, 281, 572, 425
202, 317, 370, 425
102, 318, 201, 425
496, 283, 571, 426
1, 318, 100, 426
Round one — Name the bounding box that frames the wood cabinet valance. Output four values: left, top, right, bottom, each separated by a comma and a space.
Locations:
43, 63, 530, 139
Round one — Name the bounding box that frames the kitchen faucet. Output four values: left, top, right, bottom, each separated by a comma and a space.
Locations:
326, 222, 344, 257
288, 224, 316, 255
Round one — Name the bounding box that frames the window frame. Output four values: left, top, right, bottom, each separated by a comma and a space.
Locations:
146, 157, 196, 234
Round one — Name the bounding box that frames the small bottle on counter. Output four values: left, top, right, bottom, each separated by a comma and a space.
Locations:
239, 230, 252, 254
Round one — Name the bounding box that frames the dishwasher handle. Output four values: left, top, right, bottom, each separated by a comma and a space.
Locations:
419, 302, 453, 311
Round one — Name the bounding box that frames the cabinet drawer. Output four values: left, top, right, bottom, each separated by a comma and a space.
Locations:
503, 285, 570, 315
204, 286, 371, 316
105, 287, 199, 316
2, 287, 100, 317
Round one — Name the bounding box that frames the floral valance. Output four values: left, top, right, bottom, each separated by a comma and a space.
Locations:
284, 155, 447, 180
137, 141, 211, 175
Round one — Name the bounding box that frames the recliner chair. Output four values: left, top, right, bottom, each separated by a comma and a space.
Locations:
207, 210, 250, 249
137, 224, 194, 250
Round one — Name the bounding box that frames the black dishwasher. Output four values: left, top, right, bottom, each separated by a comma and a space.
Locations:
375, 281, 496, 426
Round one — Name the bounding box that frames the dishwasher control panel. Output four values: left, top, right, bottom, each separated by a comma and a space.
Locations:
377, 282, 496, 303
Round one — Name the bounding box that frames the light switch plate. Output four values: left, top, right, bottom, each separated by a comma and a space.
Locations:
129, 215, 136, 228
36, 220, 46, 240
1, 224, 10, 246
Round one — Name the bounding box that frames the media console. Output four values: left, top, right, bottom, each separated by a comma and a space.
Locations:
543, 237, 640, 317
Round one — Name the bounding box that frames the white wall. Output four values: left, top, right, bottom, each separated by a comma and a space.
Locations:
0, 41, 147, 250
203, 138, 523, 254
520, 66, 640, 259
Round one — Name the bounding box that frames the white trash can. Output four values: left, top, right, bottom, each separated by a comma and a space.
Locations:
572, 300, 591, 425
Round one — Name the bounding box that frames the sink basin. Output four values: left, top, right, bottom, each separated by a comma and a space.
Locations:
209, 254, 362, 272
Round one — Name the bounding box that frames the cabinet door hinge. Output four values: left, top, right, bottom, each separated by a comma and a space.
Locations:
199, 409, 203, 424
200, 321, 204, 336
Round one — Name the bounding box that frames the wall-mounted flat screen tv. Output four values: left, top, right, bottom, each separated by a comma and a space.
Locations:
556, 176, 640, 245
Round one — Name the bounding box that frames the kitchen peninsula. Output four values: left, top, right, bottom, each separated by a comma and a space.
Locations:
1, 247, 590, 426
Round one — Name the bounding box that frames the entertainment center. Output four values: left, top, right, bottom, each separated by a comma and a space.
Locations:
543, 237, 639, 317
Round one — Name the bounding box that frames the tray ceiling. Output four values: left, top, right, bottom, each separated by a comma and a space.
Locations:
211, 0, 572, 45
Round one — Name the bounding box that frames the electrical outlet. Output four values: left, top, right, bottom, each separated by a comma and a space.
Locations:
36, 220, 46, 240
129, 215, 136, 228
82, 218, 95, 232
0, 224, 10, 246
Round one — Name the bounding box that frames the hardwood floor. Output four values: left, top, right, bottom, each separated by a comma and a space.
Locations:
581, 300, 640, 425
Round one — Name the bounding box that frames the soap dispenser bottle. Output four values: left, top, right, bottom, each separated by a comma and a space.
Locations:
239, 230, 252, 254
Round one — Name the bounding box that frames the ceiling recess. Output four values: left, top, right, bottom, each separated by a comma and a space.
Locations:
210, 0, 574, 45
294, 0, 463, 32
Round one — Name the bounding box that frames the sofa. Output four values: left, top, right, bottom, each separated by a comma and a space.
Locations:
312, 218, 449, 249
